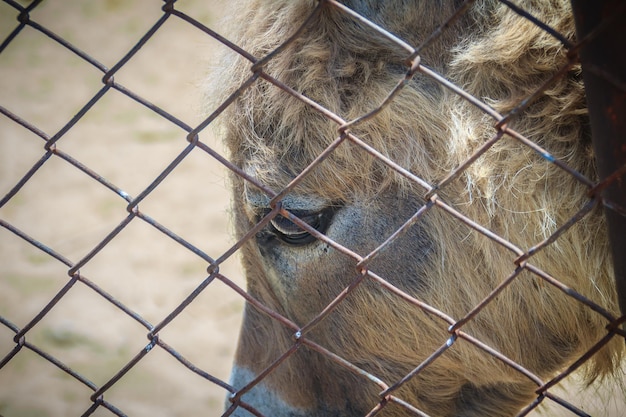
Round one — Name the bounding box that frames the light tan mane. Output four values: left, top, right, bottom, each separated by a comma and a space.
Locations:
211, 1, 625, 416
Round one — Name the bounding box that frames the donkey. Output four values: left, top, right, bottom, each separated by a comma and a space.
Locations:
211, 1, 625, 416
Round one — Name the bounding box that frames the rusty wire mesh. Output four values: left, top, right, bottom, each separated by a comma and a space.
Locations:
1, 0, 625, 416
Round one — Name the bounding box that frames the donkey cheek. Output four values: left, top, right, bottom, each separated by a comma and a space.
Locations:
258, 248, 349, 318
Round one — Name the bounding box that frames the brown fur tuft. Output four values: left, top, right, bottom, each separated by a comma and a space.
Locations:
210, 1, 625, 415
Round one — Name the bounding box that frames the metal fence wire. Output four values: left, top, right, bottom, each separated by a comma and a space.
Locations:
1, 0, 625, 416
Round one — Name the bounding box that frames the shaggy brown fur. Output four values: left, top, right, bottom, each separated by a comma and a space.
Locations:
210, 1, 625, 416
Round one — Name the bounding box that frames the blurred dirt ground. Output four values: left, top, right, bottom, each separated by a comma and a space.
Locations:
0, 1, 244, 416
1, 1, 625, 417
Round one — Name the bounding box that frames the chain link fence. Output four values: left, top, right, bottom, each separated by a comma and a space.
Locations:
1, 1, 625, 416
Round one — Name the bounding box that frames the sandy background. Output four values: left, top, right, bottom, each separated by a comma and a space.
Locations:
0, 1, 245, 416
0, 1, 624, 416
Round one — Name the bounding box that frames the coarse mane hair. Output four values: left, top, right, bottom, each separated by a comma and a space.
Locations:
209, 1, 625, 416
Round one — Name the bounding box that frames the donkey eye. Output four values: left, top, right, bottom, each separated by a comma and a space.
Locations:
267, 207, 336, 246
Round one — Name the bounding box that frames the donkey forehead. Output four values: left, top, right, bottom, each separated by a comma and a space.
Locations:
242, 164, 332, 212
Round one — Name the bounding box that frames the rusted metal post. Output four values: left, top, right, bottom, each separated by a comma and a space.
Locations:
571, 0, 626, 324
